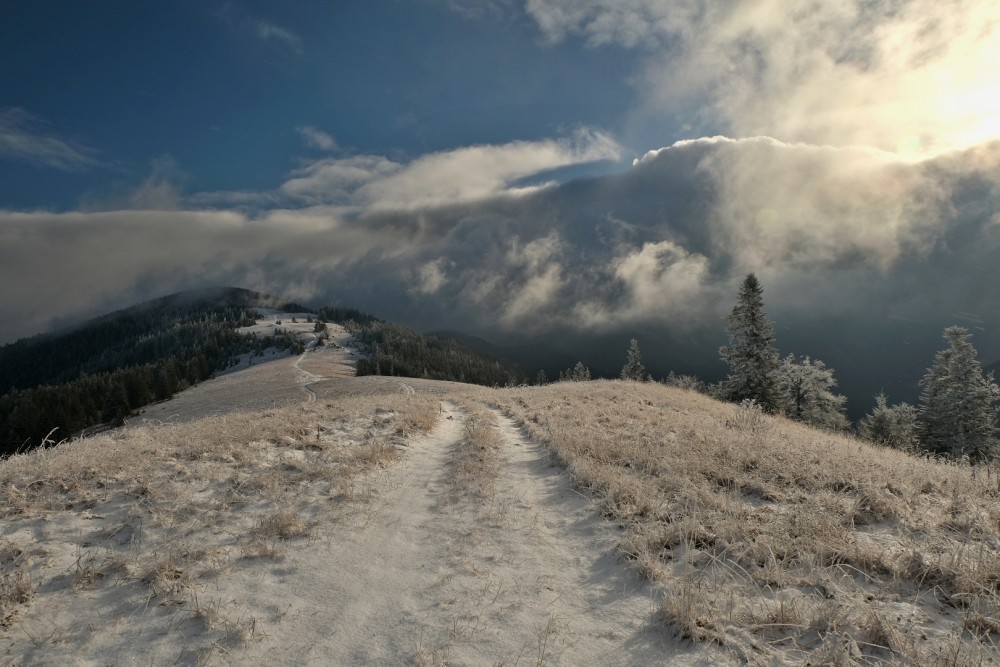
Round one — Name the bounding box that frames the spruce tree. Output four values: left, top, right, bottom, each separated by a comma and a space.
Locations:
860, 393, 919, 450
560, 362, 591, 382
719, 273, 781, 411
918, 326, 999, 460
620, 338, 645, 381
777, 354, 848, 430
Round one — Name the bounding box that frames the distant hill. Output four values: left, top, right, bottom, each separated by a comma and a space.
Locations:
0, 288, 526, 457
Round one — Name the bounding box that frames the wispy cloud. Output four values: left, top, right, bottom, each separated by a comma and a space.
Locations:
296, 125, 337, 151
280, 129, 623, 210
254, 20, 304, 54
217, 3, 304, 56
0, 108, 102, 172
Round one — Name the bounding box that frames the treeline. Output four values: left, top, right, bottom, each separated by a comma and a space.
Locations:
347, 320, 526, 387
621, 274, 999, 462
712, 274, 1000, 461
0, 326, 303, 456
558, 273, 1000, 462
0, 288, 307, 456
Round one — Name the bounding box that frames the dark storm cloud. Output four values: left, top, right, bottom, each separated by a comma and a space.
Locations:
2, 135, 1000, 415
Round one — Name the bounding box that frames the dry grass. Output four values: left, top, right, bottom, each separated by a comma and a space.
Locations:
493, 380, 1000, 666
447, 401, 503, 502
1, 539, 33, 629
0, 392, 440, 660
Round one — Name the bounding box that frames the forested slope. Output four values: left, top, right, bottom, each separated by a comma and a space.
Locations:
0, 288, 307, 455
0, 289, 527, 456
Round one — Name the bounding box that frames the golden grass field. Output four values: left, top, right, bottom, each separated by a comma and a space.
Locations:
3, 373, 1000, 665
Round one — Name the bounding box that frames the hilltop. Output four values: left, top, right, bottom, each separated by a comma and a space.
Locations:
2, 330, 1000, 664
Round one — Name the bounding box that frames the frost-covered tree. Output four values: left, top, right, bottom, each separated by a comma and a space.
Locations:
560, 362, 591, 382
859, 393, 919, 451
664, 371, 707, 394
535, 369, 549, 385
918, 326, 999, 460
719, 273, 781, 411
778, 354, 849, 430
620, 338, 645, 381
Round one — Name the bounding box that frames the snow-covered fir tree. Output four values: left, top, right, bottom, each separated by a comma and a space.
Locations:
777, 354, 849, 430
560, 362, 591, 382
719, 273, 781, 411
620, 338, 645, 381
859, 393, 920, 451
918, 326, 1000, 460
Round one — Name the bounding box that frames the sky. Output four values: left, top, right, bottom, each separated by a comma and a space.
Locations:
3, 1, 1000, 410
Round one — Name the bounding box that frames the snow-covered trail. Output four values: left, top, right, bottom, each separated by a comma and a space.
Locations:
233, 397, 672, 665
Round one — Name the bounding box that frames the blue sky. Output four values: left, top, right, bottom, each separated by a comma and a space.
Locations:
1, 1, 654, 210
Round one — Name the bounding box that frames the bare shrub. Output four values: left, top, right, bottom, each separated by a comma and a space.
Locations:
252, 510, 309, 540
1, 558, 33, 628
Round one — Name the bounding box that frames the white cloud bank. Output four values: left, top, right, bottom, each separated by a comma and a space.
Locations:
4, 134, 999, 344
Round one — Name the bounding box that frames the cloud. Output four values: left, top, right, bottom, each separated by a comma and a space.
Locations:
574, 240, 714, 329
3, 133, 1000, 418
296, 125, 337, 151
4, 134, 994, 342
0, 205, 395, 343
217, 4, 304, 56
280, 155, 401, 206
440, 0, 518, 20
413, 259, 449, 295
497, 235, 566, 326
0, 108, 102, 172
255, 20, 304, 53
127, 155, 187, 210
280, 130, 622, 210
525, 0, 1000, 156
654, 136, 950, 273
